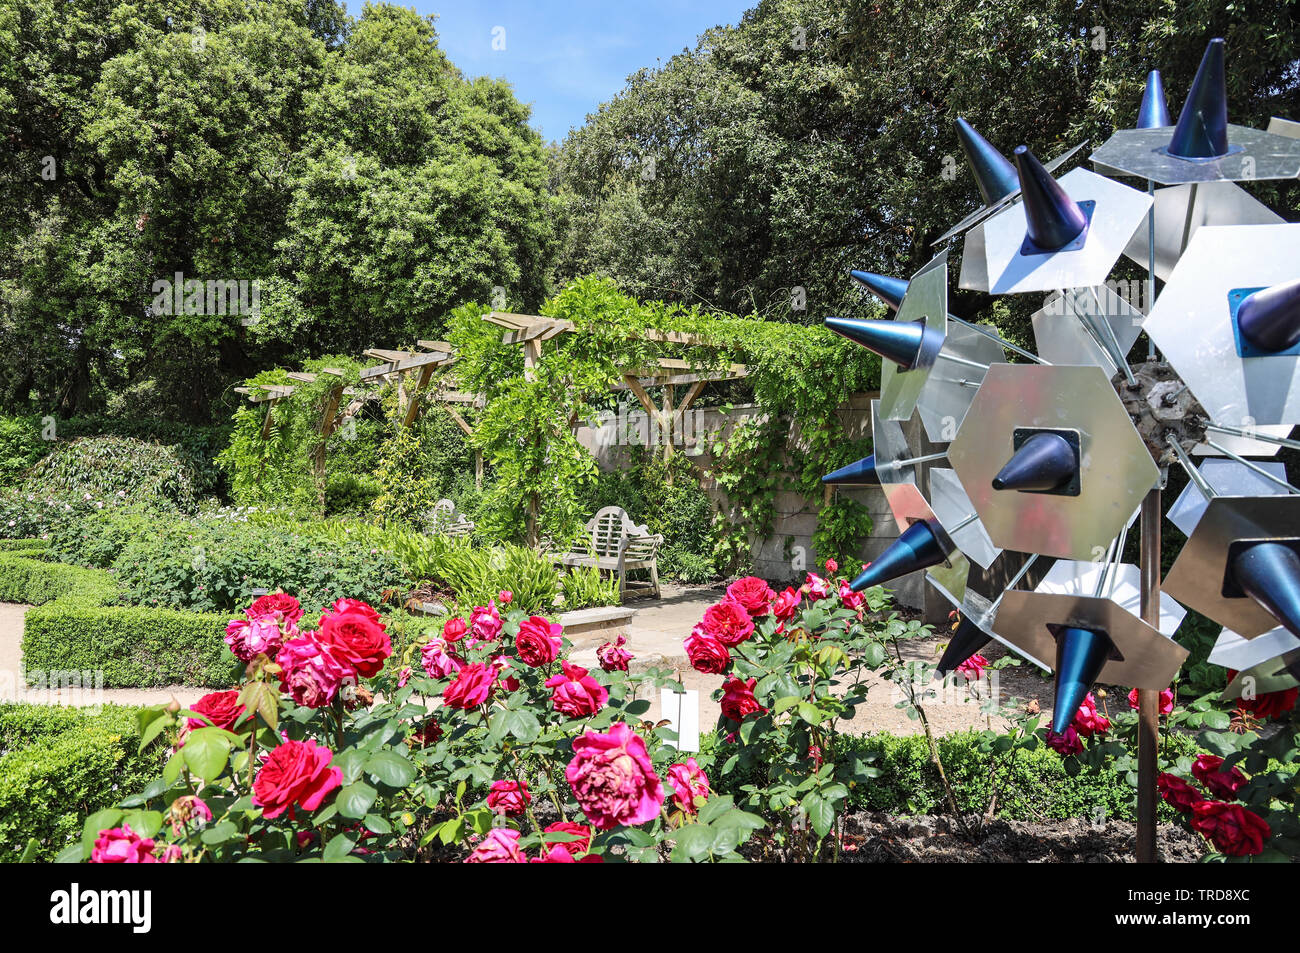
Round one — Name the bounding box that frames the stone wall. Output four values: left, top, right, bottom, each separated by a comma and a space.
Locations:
574, 393, 948, 622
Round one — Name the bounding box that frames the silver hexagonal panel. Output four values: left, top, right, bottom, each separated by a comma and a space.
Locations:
1031, 284, 1144, 376
1209, 625, 1300, 673
1143, 223, 1300, 428
1167, 459, 1288, 537
928, 467, 1001, 569
947, 364, 1160, 560
1033, 560, 1186, 637
880, 251, 948, 423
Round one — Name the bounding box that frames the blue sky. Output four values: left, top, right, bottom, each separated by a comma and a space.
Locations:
398, 1, 754, 143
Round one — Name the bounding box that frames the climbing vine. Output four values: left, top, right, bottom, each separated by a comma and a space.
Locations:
219, 355, 365, 515
449, 277, 881, 567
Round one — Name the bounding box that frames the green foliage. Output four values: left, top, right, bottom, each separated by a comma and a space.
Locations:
106, 516, 406, 614
22, 604, 236, 688
326, 472, 383, 516
23, 436, 200, 512
420, 540, 560, 615
559, 565, 622, 610
2, 0, 554, 421
0, 416, 47, 487
0, 550, 119, 606
0, 705, 163, 862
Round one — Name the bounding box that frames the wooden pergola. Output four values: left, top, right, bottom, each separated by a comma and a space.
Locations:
482, 311, 749, 461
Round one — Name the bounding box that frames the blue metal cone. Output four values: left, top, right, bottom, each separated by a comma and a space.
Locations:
824, 316, 934, 369
954, 117, 1020, 206
1237, 278, 1300, 354
1137, 70, 1172, 128
848, 270, 909, 312
1014, 146, 1089, 251
850, 520, 950, 592
822, 454, 879, 486
991, 432, 1078, 493
1168, 38, 1229, 159
1229, 542, 1300, 640
934, 617, 993, 678
1052, 626, 1114, 735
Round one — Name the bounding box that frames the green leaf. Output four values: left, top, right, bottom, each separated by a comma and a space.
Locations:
365, 750, 417, 787
336, 781, 379, 820
181, 728, 231, 783
323, 833, 357, 862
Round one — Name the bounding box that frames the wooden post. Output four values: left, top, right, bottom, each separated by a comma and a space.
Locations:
402, 363, 436, 428
1136, 484, 1162, 862
315, 384, 344, 515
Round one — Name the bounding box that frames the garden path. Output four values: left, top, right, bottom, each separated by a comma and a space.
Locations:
567, 585, 1063, 737
0, 603, 207, 709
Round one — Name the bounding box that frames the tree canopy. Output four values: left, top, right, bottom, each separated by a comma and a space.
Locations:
0, 0, 555, 420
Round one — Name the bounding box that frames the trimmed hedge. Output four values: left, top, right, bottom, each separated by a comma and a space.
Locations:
23, 604, 237, 688
0, 549, 118, 607
0, 704, 164, 862
0, 538, 49, 553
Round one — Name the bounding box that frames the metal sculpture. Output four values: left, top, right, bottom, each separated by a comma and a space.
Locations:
820, 34, 1300, 860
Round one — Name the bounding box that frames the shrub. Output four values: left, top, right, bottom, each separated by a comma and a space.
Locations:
325, 472, 383, 516
417, 539, 559, 613
0, 550, 118, 606
0, 704, 162, 862
23, 436, 200, 512
0, 415, 46, 488
22, 604, 236, 688
106, 518, 406, 614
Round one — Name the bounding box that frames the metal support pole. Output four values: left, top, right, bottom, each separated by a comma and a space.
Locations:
1136, 483, 1162, 863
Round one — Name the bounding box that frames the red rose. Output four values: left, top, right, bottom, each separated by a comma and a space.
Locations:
410, 719, 443, 747
516, 615, 563, 667
1189, 801, 1270, 857
187, 690, 247, 732
684, 626, 730, 674
725, 576, 775, 617
1229, 671, 1299, 720
772, 587, 801, 622
545, 661, 608, 718
719, 676, 765, 723
323, 598, 382, 626
443, 617, 468, 642
1127, 687, 1175, 715
443, 662, 495, 709
1046, 726, 1082, 755
1156, 772, 1200, 812
248, 593, 303, 624
701, 598, 755, 647
1071, 693, 1110, 737
318, 605, 391, 678
542, 821, 592, 857
252, 739, 343, 820
1191, 754, 1248, 799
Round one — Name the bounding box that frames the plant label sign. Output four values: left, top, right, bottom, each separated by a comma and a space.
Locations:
660, 688, 700, 752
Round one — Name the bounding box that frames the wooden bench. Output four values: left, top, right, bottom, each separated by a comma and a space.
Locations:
428, 498, 475, 538
550, 506, 663, 601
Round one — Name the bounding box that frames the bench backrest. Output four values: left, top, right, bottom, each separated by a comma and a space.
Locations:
429, 498, 474, 536
583, 506, 661, 559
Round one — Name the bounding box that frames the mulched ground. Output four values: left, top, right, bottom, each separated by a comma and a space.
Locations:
831, 812, 1204, 863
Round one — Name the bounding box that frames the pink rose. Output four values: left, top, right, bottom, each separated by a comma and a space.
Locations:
469, 601, 503, 644
666, 758, 711, 814
90, 824, 161, 863
516, 615, 563, 667
276, 632, 352, 709
596, 635, 633, 672
825, 558, 838, 574
725, 576, 776, 617
490, 654, 520, 692
955, 654, 989, 680
465, 827, 524, 863
1072, 693, 1110, 737
224, 616, 285, 662
531, 844, 603, 863
546, 661, 608, 718
420, 637, 463, 679
498, 590, 513, 605
442, 662, 495, 709
838, 579, 864, 611
720, 676, 765, 723
167, 795, 212, 835
323, 598, 382, 626
443, 617, 468, 642
541, 821, 592, 857
397, 666, 411, 688
566, 722, 665, 830
318, 603, 390, 678
684, 626, 730, 674
803, 573, 831, 600
253, 738, 343, 821
772, 587, 801, 622
700, 598, 755, 647
487, 779, 532, 817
